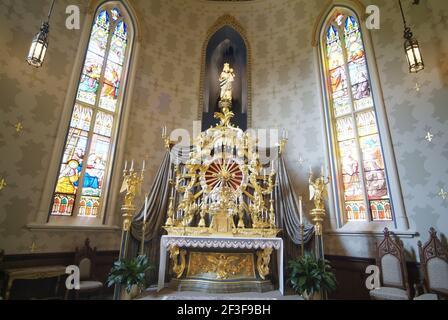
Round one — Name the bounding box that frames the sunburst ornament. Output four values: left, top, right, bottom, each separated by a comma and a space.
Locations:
201, 157, 246, 193
425, 132, 434, 143
439, 188, 448, 201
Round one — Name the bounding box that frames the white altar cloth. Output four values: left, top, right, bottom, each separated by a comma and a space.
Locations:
157, 235, 284, 295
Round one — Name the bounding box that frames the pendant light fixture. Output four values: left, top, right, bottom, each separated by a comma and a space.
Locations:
27, 0, 56, 68
398, 0, 424, 73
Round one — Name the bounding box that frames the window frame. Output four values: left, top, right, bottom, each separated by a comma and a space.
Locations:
48, 4, 132, 222
30, 0, 138, 230
314, 3, 410, 233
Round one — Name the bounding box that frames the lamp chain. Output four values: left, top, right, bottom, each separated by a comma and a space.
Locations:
47, 0, 56, 23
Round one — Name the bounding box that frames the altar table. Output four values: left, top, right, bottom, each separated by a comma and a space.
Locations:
157, 235, 284, 295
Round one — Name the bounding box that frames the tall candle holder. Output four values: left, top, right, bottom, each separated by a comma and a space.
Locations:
309, 168, 329, 260
114, 160, 145, 300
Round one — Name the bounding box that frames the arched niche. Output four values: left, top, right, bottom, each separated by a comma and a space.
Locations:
198, 15, 252, 131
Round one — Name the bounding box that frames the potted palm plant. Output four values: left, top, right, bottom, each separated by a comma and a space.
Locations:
107, 255, 154, 300
288, 252, 337, 300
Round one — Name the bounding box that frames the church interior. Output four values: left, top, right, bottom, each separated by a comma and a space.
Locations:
0, 0, 447, 302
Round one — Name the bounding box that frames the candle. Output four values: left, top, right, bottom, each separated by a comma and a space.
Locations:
130, 159, 134, 171
124, 160, 128, 171
321, 165, 324, 176
142, 160, 146, 172
144, 195, 148, 222
299, 196, 303, 224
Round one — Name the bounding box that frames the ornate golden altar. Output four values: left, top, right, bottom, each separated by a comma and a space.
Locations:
159, 64, 286, 293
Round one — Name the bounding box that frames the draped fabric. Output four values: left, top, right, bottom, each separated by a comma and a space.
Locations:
127, 151, 172, 282
275, 155, 315, 245
131, 151, 172, 241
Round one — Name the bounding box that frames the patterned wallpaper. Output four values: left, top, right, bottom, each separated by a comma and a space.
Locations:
0, 0, 447, 259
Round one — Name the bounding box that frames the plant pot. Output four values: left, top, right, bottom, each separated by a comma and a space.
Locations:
120, 285, 141, 300
302, 290, 322, 300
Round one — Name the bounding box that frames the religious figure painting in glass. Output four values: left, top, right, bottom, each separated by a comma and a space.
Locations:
50, 5, 132, 218
322, 11, 392, 222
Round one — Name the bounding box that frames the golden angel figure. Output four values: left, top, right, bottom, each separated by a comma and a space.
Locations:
206, 254, 239, 279
309, 170, 330, 210
120, 172, 143, 207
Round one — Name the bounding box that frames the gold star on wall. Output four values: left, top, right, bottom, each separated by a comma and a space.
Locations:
14, 122, 23, 133
30, 241, 38, 253
298, 156, 305, 167
425, 132, 434, 143
0, 178, 6, 191
414, 82, 421, 92
439, 188, 448, 201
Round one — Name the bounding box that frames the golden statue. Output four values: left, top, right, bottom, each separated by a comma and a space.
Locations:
219, 63, 236, 102
120, 171, 144, 208
206, 254, 239, 280
309, 169, 330, 210
162, 58, 282, 239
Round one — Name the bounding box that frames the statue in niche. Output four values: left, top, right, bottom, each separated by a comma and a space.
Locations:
219, 63, 236, 102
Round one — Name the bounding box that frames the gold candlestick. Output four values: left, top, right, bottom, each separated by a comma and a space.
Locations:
119, 165, 144, 257
115, 163, 145, 300
309, 168, 330, 260
165, 196, 175, 227
269, 199, 276, 228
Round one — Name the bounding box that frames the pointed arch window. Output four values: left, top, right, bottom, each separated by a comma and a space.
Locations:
322, 10, 393, 222
49, 4, 132, 218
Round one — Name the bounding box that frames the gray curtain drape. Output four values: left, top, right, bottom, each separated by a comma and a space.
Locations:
275, 155, 315, 245
127, 151, 172, 283
131, 151, 172, 242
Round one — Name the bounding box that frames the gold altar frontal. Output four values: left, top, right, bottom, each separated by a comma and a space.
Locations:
169, 249, 275, 294
161, 65, 285, 294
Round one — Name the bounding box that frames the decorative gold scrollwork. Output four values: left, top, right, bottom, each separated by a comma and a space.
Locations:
256, 248, 273, 280
169, 245, 187, 279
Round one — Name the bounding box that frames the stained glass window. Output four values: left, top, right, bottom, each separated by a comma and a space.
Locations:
50, 5, 131, 218
322, 11, 392, 222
